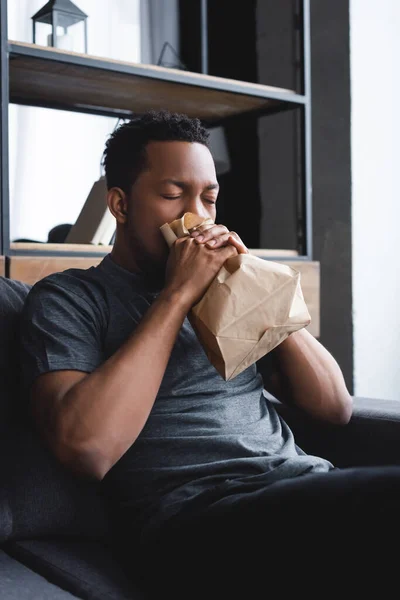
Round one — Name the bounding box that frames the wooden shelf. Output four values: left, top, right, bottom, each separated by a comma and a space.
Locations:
10, 242, 112, 255
10, 242, 299, 258
8, 41, 304, 122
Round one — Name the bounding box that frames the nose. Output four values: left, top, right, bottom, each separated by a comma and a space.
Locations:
184, 195, 210, 220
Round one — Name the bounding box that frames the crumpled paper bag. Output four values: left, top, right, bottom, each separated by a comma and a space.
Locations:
160, 213, 311, 381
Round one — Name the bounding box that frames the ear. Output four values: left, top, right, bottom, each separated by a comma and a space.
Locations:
107, 187, 128, 224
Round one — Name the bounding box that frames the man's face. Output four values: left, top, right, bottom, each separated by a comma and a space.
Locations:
125, 140, 218, 269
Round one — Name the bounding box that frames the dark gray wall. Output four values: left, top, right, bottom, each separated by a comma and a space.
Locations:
256, 0, 353, 391
309, 0, 353, 392
180, 0, 353, 391
257, 0, 300, 251
200, 0, 261, 248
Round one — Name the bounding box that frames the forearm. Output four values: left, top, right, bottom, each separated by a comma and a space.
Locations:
272, 328, 353, 424
56, 287, 190, 476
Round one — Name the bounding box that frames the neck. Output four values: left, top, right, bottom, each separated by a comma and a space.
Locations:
110, 240, 140, 274
110, 239, 166, 291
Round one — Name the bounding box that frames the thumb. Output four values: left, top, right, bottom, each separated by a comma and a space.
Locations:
228, 235, 249, 254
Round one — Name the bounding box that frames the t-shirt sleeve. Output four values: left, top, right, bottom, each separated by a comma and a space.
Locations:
19, 276, 105, 392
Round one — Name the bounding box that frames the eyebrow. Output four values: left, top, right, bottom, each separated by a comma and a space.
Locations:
161, 179, 219, 191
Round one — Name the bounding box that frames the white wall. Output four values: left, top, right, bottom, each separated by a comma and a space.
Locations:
350, 0, 400, 400
8, 0, 141, 242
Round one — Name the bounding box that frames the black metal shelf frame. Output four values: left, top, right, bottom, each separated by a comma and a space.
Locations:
0, 0, 9, 257
0, 0, 312, 260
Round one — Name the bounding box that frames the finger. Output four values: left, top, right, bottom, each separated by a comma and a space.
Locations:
205, 233, 231, 248
229, 231, 249, 251
174, 236, 195, 247
191, 224, 229, 242
218, 244, 239, 260
228, 234, 249, 254
190, 224, 214, 238
206, 233, 248, 254
190, 223, 215, 235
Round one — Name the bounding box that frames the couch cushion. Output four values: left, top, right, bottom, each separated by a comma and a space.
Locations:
4, 539, 145, 600
0, 423, 111, 542
0, 277, 31, 425
0, 277, 111, 544
0, 549, 77, 599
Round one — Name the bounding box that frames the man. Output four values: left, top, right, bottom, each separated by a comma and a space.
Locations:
20, 110, 399, 596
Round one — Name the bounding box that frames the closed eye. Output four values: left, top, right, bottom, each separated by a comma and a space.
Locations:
162, 195, 181, 200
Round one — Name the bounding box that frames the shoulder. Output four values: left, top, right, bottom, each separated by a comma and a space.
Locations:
19, 268, 108, 391
0, 277, 31, 315
28, 263, 107, 304
23, 265, 109, 328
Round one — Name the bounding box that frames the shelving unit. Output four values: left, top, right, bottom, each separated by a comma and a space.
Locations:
0, 0, 318, 334
8, 41, 303, 121
2, 38, 310, 258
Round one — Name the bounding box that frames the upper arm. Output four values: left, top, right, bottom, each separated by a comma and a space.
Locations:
257, 351, 289, 404
19, 277, 105, 392
30, 369, 88, 445
19, 276, 105, 441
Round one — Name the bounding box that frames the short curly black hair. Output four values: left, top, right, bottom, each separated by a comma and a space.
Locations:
102, 110, 210, 192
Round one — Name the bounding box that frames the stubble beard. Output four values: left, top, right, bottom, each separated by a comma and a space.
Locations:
129, 231, 168, 290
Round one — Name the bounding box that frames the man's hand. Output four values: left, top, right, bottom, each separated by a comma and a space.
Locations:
164, 236, 238, 308
190, 223, 249, 255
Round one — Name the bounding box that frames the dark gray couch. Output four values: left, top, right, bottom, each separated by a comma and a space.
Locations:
1, 275, 400, 599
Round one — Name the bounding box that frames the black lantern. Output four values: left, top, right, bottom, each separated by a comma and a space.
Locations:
32, 0, 88, 54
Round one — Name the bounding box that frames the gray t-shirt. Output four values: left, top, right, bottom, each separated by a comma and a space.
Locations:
20, 254, 334, 541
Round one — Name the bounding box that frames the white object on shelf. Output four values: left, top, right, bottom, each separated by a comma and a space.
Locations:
47, 33, 73, 51
65, 176, 115, 246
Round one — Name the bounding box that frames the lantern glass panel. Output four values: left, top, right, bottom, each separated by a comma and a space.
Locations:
34, 19, 86, 52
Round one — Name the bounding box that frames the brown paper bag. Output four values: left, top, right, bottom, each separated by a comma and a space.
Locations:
160, 213, 311, 381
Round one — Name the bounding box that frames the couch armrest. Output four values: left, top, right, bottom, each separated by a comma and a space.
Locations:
271, 396, 400, 468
